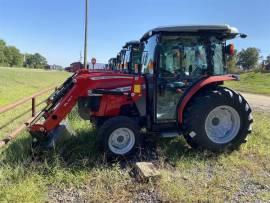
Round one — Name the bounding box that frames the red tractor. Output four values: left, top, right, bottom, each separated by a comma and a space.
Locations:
28, 25, 253, 157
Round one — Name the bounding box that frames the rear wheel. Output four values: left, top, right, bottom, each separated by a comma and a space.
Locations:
182, 86, 253, 152
98, 116, 141, 157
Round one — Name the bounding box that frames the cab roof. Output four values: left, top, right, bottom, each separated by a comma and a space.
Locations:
141, 24, 240, 41
123, 40, 140, 49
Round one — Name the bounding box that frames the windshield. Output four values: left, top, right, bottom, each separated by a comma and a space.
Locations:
123, 50, 130, 72
131, 47, 142, 74
160, 35, 225, 77
109, 59, 117, 70
119, 50, 126, 71
141, 35, 158, 74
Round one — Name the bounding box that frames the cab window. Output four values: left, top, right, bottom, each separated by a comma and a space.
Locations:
131, 48, 142, 74
159, 36, 208, 79
212, 43, 224, 75
141, 36, 157, 74
123, 50, 130, 72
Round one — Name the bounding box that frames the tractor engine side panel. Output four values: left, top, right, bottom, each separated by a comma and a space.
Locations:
78, 96, 102, 120
91, 95, 134, 117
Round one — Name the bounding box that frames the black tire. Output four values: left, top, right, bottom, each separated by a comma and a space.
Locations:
97, 116, 141, 157
182, 86, 253, 152
91, 117, 105, 130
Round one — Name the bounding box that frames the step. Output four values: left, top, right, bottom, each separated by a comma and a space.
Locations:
160, 131, 180, 138
135, 162, 160, 180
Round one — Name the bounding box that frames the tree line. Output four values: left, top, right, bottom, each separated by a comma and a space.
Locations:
1, 38, 270, 72
227, 47, 270, 73
0, 39, 48, 69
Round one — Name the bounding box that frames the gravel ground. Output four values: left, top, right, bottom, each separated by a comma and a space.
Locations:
48, 186, 88, 203
241, 92, 270, 113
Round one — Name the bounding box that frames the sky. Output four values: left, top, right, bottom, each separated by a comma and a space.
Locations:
0, 0, 270, 67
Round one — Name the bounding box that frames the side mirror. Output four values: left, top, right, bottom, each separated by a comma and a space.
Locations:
239, 33, 247, 39
225, 44, 235, 56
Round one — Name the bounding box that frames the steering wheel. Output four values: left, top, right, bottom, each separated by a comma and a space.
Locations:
159, 68, 174, 77
191, 66, 203, 77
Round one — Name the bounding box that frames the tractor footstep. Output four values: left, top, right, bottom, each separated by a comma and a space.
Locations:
160, 131, 180, 138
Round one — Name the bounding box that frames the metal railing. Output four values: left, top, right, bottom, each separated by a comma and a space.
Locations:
0, 86, 57, 148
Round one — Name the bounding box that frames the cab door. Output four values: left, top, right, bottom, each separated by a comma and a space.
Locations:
155, 38, 208, 124
156, 47, 187, 123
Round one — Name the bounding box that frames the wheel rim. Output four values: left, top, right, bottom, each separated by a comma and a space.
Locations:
108, 128, 135, 155
205, 105, 240, 144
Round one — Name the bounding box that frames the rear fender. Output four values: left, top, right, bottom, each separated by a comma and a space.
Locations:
177, 75, 236, 125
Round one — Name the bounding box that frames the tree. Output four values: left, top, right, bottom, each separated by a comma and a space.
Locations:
24, 53, 47, 69
3, 46, 23, 67
266, 55, 270, 65
226, 49, 239, 73
263, 55, 270, 71
0, 39, 6, 65
0, 39, 48, 69
237, 48, 260, 70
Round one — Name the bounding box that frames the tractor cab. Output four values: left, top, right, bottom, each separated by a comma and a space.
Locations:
122, 41, 142, 74
118, 49, 127, 72
108, 58, 117, 70
116, 53, 121, 70
139, 25, 244, 129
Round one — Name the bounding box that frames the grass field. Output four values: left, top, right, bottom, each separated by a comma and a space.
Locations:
0, 67, 70, 139
226, 72, 270, 95
0, 68, 269, 202
0, 67, 70, 106
0, 111, 269, 202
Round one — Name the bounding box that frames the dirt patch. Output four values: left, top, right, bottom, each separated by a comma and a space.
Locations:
232, 180, 270, 202
241, 92, 270, 112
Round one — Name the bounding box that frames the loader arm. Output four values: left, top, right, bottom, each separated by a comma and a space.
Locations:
28, 70, 138, 136
43, 82, 85, 131
29, 74, 89, 133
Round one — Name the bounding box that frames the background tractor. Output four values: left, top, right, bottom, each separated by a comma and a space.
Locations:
108, 57, 117, 70
28, 25, 253, 157
121, 41, 142, 74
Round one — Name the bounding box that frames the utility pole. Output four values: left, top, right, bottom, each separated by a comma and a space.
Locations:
83, 0, 88, 69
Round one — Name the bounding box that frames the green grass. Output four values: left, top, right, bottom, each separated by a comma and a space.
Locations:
0, 67, 70, 139
0, 67, 70, 106
0, 111, 269, 202
225, 72, 270, 95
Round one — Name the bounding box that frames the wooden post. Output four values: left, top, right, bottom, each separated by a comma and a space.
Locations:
32, 97, 36, 117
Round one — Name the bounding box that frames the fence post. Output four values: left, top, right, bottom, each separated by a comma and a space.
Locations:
32, 97, 36, 117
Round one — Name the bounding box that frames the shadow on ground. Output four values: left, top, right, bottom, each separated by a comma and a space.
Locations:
0, 126, 218, 171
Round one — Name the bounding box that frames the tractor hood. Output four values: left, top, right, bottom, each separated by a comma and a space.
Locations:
76, 69, 135, 90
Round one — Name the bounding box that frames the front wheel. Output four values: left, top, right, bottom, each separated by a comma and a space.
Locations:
182, 86, 253, 152
97, 116, 141, 157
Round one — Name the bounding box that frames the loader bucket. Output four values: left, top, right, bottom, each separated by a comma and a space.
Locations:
32, 119, 76, 149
